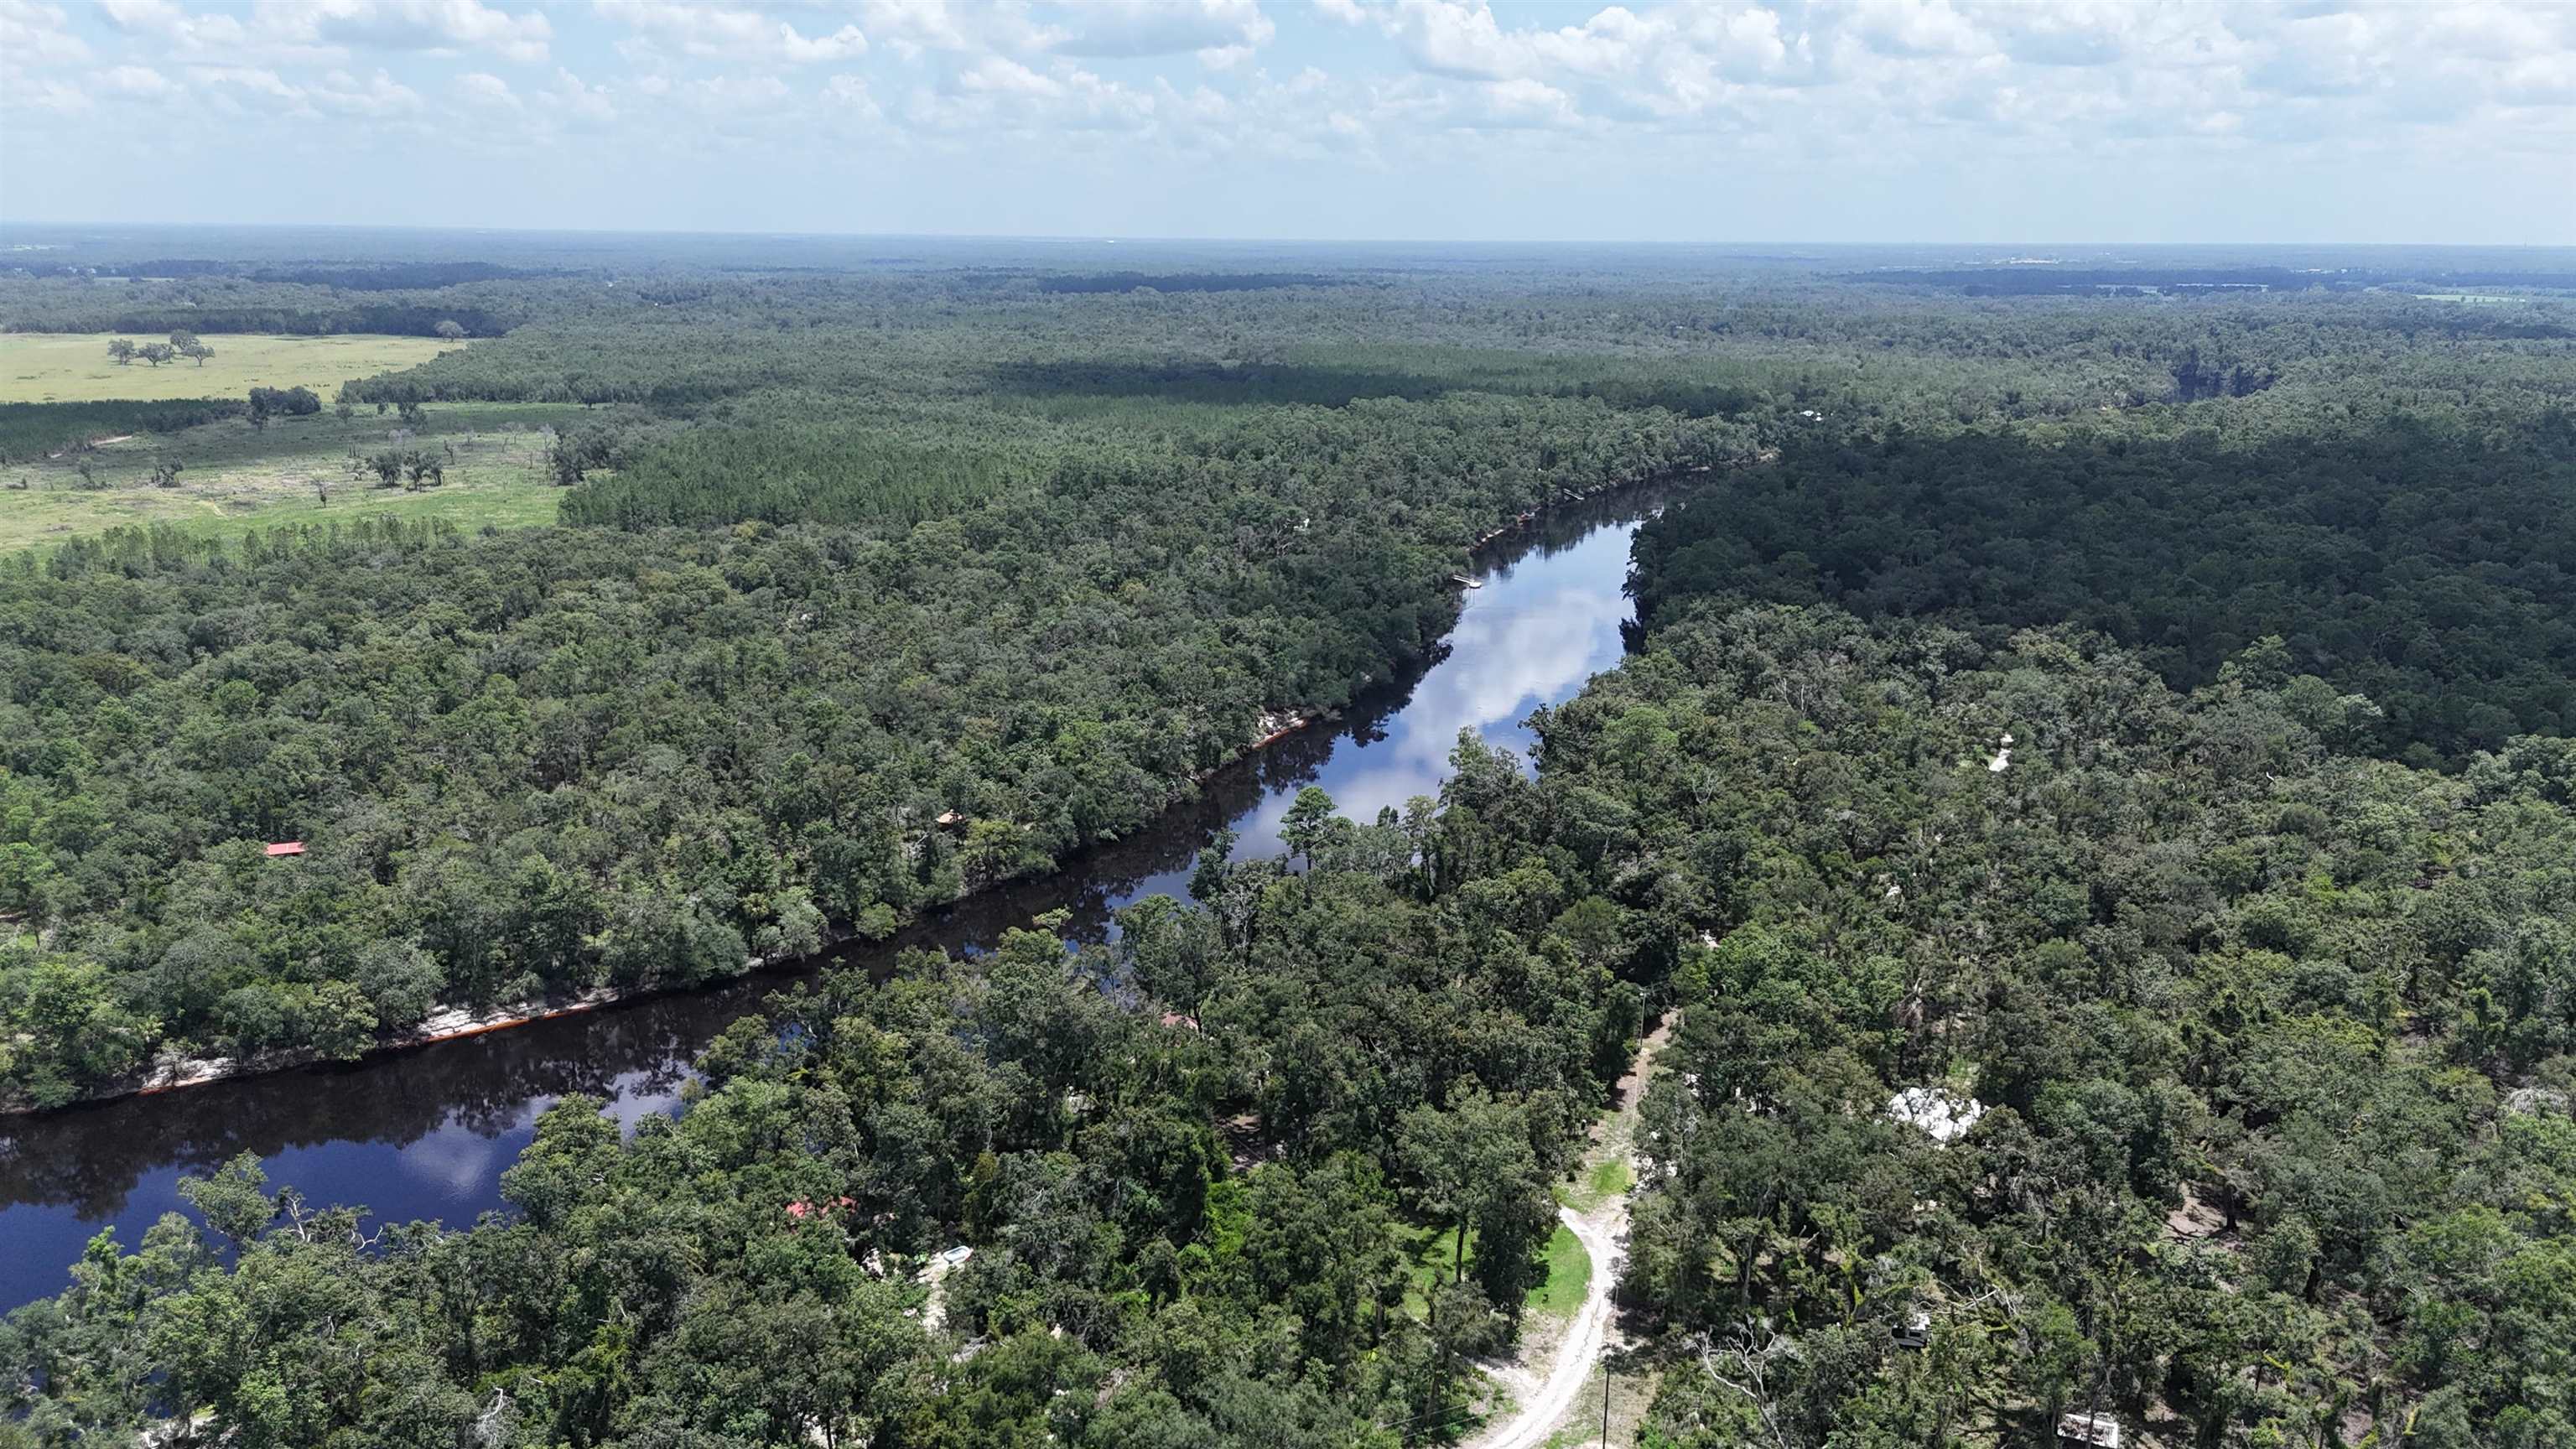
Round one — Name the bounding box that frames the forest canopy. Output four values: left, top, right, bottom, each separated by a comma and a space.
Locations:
1628, 413, 2576, 763
1555, 605, 2576, 1446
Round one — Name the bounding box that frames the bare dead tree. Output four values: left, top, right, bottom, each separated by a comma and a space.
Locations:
1700, 1320, 1797, 1449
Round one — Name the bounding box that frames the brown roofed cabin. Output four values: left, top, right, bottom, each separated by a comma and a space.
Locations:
264, 841, 306, 857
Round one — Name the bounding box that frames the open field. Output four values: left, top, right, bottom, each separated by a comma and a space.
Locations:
0, 332, 460, 403
0, 401, 586, 548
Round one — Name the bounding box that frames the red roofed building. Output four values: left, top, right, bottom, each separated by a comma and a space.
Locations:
264, 842, 306, 857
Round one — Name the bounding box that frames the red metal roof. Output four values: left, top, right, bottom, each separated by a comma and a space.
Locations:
263, 841, 306, 857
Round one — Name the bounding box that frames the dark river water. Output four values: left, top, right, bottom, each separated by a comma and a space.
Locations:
0, 493, 1656, 1311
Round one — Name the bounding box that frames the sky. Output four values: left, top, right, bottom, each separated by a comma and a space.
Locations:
2, 0, 2572, 244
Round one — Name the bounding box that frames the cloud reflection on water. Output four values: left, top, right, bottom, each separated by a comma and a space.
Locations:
0, 504, 1652, 1312
1227, 527, 1636, 856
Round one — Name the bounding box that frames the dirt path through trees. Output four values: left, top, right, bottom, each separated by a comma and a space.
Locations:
1469, 1018, 1670, 1449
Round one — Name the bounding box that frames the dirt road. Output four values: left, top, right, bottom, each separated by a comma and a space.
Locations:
1472, 1201, 1624, 1449
1466, 1020, 1670, 1449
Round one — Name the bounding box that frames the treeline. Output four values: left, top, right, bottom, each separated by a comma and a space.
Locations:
251, 262, 549, 291
273, 257, 2576, 458
555, 411, 1045, 530
989, 355, 1773, 420
1554, 605, 2575, 1446
11, 299, 516, 338
321, 276, 2576, 451
357, 302, 2149, 428
1628, 413, 2576, 762
1863, 267, 2370, 296
335, 317, 909, 408
0, 399, 245, 465
0, 276, 539, 338
0, 392, 1740, 1106
69, 260, 551, 290
560, 388, 1722, 532
1843, 262, 2576, 299
1035, 271, 1340, 293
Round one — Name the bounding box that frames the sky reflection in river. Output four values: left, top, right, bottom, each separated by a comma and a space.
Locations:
1216, 539, 1631, 865
0, 501, 1650, 1312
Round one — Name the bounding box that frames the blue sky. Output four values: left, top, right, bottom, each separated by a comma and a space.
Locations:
3, 1, 2572, 243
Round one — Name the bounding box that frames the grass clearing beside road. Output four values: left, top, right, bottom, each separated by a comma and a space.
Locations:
1391, 1220, 1593, 1322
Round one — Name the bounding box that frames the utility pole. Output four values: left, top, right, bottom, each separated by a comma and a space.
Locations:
1600, 1349, 1612, 1447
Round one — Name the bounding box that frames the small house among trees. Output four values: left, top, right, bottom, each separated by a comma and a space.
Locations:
2057, 1413, 2123, 1447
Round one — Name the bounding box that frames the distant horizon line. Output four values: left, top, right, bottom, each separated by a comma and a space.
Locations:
4, 219, 2572, 253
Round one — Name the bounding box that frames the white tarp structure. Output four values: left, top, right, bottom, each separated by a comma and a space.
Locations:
1888, 1086, 1986, 1144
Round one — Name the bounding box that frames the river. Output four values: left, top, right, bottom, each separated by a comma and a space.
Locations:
0, 491, 1657, 1312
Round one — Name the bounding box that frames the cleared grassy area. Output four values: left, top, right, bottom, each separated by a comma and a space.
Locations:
0, 332, 460, 403
1393, 1220, 1590, 1321
1397, 1222, 1463, 1320
0, 401, 586, 549
1525, 1223, 1590, 1317
1557, 1156, 1633, 1214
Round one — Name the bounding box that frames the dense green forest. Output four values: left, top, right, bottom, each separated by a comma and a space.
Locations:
1629, 414, 2576, 762
9, 610, 2569, 1447
1571, 607, 2575, 1446
0, 386, 1732, 1106
2, 754, 1645, 1446
0, 267, 543, 338
4, 242, 2575, 1446
0, 399, 246, 465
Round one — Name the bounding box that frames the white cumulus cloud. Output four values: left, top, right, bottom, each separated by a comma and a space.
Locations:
596, 1, 869, 64
288, 0, 554, 63
457, 69, 518, 105
1046, 0, 1274, 59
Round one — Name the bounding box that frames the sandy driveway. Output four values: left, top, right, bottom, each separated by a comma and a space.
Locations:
1472, 1201, 1624, 1449
1466, 1020, 1669, 1449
